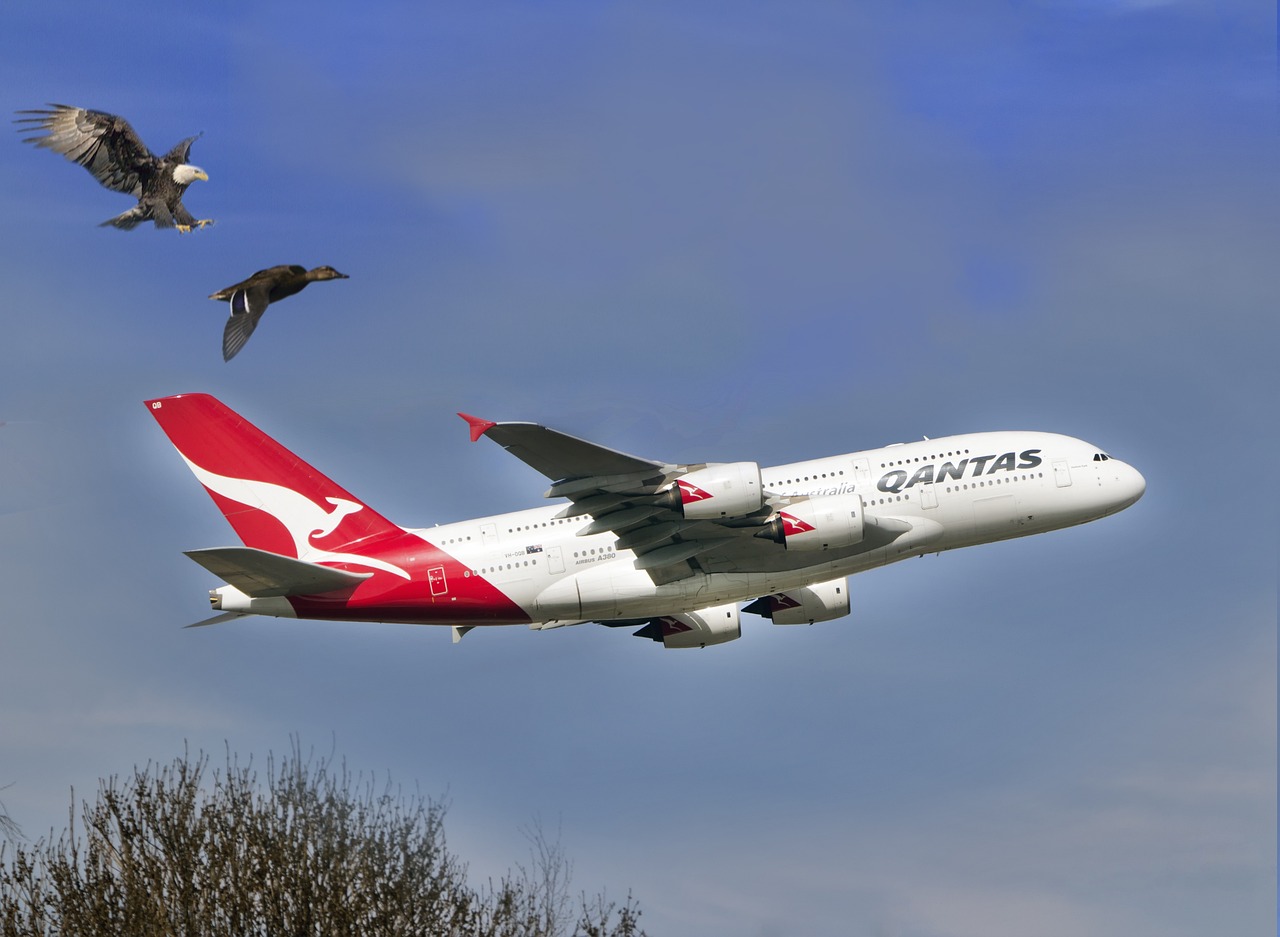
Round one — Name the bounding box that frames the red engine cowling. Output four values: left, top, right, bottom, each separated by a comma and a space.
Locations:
756, 494, 864, 550
637, 602, 742, 648
745, 578, 850, 625
661, 462, 764, 520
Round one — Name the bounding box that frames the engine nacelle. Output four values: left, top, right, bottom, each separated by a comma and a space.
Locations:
755, 493, 864, 550
659, 462, 763, 520
635, 602, 741, 649
744, 578, 850, 625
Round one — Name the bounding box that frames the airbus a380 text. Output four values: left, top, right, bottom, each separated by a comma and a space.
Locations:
146, 394, 1144, 648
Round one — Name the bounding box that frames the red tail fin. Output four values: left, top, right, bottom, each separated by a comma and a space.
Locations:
145, 394, 402, 560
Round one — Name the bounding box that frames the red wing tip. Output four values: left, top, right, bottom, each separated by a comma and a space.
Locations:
458, 412, 497, 443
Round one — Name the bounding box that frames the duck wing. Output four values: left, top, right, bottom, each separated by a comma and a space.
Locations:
222, 287, 270, 361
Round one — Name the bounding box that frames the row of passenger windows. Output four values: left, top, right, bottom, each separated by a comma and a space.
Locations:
864, 471, 1045, 505
447, 512, 576, 543
881, 449, 969, 468
943, 472, 1043, 493
768, 469, 845, 486
464, 559, 539, 577
508, 517, 575, 534
459, 544, 618, 579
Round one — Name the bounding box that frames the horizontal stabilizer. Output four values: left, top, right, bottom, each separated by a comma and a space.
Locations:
184, 611, 246, 629
184, 546, 372, 598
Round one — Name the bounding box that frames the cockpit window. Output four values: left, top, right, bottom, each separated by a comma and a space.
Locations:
1092, 452, 1111, 461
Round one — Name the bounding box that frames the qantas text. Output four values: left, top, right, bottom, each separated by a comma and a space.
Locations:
877, 449, 1043, 494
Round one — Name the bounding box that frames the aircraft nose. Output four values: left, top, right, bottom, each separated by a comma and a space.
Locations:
1112, 461, 1145, 510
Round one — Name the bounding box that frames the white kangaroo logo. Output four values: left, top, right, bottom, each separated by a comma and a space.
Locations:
181, 456, 411, 579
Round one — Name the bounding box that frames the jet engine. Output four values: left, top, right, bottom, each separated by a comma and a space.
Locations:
755, 493, 864, 550
655, 462, 763, 520
634, 602, 741, 648
744, 577, 850, 625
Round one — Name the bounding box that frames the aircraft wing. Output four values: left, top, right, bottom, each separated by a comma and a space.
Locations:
463, 414, 936, 585
458, 414, 670, 488
462, 414, 769, 583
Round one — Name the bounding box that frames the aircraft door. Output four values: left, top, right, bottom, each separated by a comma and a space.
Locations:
428, 566, 447, 596
480, 522, 498, 546
1053, 460, 1072, 488
851, 458, 871, 487
547, 546, 565, 575
920, 484, 938, 510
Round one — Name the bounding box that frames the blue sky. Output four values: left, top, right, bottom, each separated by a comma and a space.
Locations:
0, 2, 1274, 935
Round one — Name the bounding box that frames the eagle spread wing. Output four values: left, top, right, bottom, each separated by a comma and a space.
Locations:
16, 105, 155, 197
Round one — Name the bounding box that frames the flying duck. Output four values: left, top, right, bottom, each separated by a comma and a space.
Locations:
210, 265, 349, 361
16, 104, 212, 232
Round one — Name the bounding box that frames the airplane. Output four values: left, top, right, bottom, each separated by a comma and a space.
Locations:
145, 393, 1145, 648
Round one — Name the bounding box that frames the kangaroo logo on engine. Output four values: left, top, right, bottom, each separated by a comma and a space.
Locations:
676, 479, 713, 504
779, 512, 816, 536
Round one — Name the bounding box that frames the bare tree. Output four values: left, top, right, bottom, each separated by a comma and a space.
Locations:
0, 786, 20, 841
0, 745, 644, 937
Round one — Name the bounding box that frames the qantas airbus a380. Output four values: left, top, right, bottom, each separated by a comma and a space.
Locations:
146, 394, 1144, 648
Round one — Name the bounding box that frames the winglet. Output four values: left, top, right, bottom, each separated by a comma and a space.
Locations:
458, 412, 497, 443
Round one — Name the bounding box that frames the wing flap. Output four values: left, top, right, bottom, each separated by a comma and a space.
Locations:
576, 505, 669, 536
632, 538, 734, 570
184, 546, 372, 597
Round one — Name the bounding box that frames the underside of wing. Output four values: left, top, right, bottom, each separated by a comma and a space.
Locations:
464, 416, 784, 582
184, 546, 372, 597
162, 134, 201, 165
17, 105, 152, 197
222, 289, 267, 360
460, 416, 668, 483
465, 415, 950, 583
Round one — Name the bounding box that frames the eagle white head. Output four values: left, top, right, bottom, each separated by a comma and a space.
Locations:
172, 164, 209, 184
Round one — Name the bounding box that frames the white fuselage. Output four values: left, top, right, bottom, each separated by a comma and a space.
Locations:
353, 430, 1143, 627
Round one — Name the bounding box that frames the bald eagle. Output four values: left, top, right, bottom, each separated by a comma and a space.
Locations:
16, 104, 212, 232
210, 265, 349, 361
